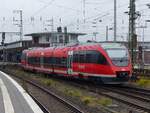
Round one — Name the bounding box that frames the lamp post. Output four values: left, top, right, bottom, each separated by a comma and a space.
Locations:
13, 10, 23, 41
106, 26, 108, 41
114, 0, 117, 42
44, 18, 54, 32
2, 32, 5, 63
105, 26, 113, 42
92, 20, 102, 41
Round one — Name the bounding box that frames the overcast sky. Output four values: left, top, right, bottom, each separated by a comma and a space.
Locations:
0, 0, 150, 42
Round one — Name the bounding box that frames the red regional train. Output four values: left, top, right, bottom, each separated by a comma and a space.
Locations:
21, 43, 132, 84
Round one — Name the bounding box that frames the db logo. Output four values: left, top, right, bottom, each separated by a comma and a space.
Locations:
79, 65, 85, 69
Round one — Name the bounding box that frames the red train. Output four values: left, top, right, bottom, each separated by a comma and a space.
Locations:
21, 43, 132, 84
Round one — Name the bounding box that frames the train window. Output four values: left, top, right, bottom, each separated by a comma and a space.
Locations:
79, 51, 86, 63
43, 57, 53, 67
73, 51, 79, 62
52, 57, 56, 65
28, 57, 40, 65
53, 57, 60, 67
28, 57, 34, 64
43, 57, 67, 68
44, 57, 53, 64
86, 51, 95, 63
37, 57, 40, 64
97, 53, 107, 65
91, 51, 107, 65
55, 57, 60, 65
28, 57, 31, 64
61, 57, 67, 68
33, 57, 40, 65
73, 50, 107, 65
73, 51, 86, 63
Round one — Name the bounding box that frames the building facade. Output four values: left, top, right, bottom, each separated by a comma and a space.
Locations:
25, 32, 86, 47
0, 40, 32, 62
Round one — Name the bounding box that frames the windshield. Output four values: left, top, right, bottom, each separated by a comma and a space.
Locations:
106, 49, 129, 66
106, 49, 128, 58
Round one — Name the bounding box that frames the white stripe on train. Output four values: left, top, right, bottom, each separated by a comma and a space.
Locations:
24, 66, 116, 78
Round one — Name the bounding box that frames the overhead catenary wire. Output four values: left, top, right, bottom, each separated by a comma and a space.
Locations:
32, 0, 82, 17
67, 1, 149, 36
31, 0, 146, 29
65, 2, 129, 28
31, 0, 129, 27
1, 0, 150, 40
32, 0, 55, 16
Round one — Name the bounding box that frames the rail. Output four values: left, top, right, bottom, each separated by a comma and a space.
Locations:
6, 72, 85, 113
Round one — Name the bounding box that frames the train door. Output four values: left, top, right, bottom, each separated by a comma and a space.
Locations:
67, 51, 73, 75
26, 53, 28, 67
40, 52, 44, 68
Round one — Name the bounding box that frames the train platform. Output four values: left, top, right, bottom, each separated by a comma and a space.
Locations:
0, 71, 44, 113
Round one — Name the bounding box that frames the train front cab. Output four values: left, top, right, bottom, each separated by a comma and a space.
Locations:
70, 44, 131, 84
99, 43, 132, 84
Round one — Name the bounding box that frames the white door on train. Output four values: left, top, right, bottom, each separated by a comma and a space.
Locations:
67, 51, 73, 75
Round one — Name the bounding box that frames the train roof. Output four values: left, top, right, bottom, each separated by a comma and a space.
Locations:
23, 42, 126, 52
100, 43, 126, 49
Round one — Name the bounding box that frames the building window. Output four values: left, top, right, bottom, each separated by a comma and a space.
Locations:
46, 37, 49, 42
59, 35, 63, 43
70, 35, 77, 42
33, 37, 39, 44
52, 35, 57, 43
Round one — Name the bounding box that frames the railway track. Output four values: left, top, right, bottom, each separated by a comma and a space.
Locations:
29, 93, 51, 113
54, 79, 150, 113
19, 73, 150, 113
100, 85, 150, 102
1, 67, 150, 113
134, 68, 150, 77
1, 68, 120, 113
6, 73, 85, 113
98, 86, 150, 113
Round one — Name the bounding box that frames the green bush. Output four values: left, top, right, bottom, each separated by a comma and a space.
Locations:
43, 79, 54, 86
64, 88, 81, 97
82, 96, 94, 105
97, 97, 112, 106
136, 78, 150, 88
